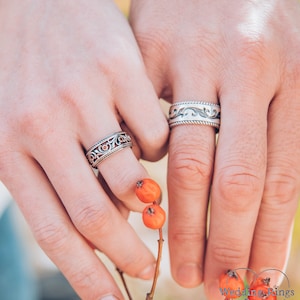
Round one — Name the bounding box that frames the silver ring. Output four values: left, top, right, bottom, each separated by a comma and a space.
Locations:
85, 131, 132, 168
168, 101, 221, 132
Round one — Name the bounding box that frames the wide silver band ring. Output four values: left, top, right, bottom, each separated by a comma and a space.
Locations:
85, 131, 132, 168
168, 101, 221, 132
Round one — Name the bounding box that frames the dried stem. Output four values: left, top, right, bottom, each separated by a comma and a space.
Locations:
116, 267, 133, 300
146, 228, 164, 300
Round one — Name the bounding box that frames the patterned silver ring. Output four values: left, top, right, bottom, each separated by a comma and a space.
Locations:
85, 131, 132, 168
168, 101, 221, 132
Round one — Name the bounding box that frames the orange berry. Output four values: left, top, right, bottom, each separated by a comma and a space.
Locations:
219, 270, 245, 299
135, 178, 161, 203
142, 204, 166, 229
250, 277, 271, 289
248, 277, 277, 300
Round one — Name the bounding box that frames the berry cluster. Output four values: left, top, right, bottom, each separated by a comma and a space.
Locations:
135, 179, 165, 300
135, 178, 166, 229
248, 277, 276, 300
219, 269, 245, 299
118, 178, 165, 300
219, 269, 277, 300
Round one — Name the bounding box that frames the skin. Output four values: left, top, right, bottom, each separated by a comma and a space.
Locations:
0, 0, 169, 299
129, 0, 300, 299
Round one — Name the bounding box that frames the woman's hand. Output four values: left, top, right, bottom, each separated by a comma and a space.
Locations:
130, 1, 300, 299
0, 0, 168, 299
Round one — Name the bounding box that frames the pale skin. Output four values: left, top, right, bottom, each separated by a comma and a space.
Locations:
0, 0, 169, 300
129, 0, 300, 299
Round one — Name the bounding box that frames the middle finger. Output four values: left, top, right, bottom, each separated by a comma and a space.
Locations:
167, 63, 219, 287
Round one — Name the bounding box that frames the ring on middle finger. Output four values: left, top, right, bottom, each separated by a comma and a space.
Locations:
168, 101, 221, 132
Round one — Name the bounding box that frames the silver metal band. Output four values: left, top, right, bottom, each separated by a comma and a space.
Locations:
85, 131, 132, 168
168, 101, 221, 131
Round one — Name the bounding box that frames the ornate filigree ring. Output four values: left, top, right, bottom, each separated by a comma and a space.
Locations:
85, 131, 132, 168
168, 101, 221, 132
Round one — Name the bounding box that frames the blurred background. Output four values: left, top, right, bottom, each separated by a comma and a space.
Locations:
0, 0, 299, 299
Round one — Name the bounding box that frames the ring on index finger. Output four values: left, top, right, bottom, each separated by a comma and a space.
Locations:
168, 101, 221, 132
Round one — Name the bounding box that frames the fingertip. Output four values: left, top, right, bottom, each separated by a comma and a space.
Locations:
250, 266, 290, 289
172, 263, 203, 288
138, 119, 169, 161
137, 263, 156, 280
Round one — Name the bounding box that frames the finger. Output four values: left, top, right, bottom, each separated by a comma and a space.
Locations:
114, 64, 169, 162
249, 89, 300, 284
167, 58, 218, 287
98, 121, 142, 219
104, 123, 142, 218
75, 83, 160, 211
120, 121, 142, 161
1, 154, 124, 300
204, 87, 270, 299
98, 172, 130, 220
31, 138, 156, 280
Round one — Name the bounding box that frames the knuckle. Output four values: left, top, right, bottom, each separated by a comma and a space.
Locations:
171, 227, 205, 246
68, 265, 100, 292
170, 144, 213, 187
231, 31, 275, 85
216, 166, 262, 211
140, 123, 169, 160
236, 31, 269, 62
16, 103, 52, 140
145, 122, 169, 147
96, 39, 141, 77
134, 31, 169, 66
254, 225, 290, 246
108, 169, 138, 200
210, 240, 245, 266
34, 219, 70, 253
264, 170, 299, 206
73, 202, 112, 237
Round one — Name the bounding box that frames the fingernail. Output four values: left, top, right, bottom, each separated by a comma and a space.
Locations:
138, 263, 156, 279
100, 295, 120, 300
176, 263, 202, 287
257, 267, 286, 286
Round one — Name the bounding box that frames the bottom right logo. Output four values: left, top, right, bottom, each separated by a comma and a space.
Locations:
219, 268, 295, 300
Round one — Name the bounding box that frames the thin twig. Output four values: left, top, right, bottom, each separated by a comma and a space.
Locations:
116, 267, 133, 300
146, 228, 164, 300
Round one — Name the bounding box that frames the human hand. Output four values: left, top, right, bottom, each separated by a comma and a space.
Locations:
129, 0, 300, 299
0, 0, 168, 299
